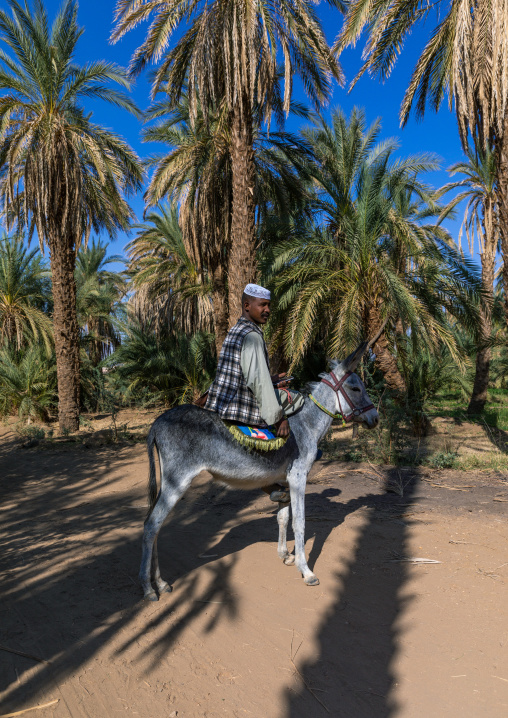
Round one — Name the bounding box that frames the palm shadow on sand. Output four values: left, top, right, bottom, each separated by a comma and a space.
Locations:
1, 437, 420, 717
285, 466, 422, 717
0, 440, 260, 710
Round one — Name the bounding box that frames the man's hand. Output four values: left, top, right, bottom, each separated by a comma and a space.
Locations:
272, 372, 289, 388
276, 418, 290, 438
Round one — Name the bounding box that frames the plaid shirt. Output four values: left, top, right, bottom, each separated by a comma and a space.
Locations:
205, 317, 270, 425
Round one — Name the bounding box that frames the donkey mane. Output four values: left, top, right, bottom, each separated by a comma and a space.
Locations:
304, 360, 341, 395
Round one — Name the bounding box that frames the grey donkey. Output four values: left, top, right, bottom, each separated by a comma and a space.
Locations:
140, 343, 379, 600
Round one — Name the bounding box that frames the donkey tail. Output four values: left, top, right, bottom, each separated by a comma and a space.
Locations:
145, 428, 159, 522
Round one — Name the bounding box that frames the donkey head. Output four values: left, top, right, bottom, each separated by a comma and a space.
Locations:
325, 343, 379, 429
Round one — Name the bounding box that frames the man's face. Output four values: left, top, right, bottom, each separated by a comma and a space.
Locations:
244, 297, 271, 324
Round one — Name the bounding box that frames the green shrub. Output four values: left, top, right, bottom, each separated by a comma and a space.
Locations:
428, 451, 458, 469
482, 407, 508, 431
343, 447, 364, 462
0, 344, 57, 421
17, 425, 46, 440
399, 340, 472, 437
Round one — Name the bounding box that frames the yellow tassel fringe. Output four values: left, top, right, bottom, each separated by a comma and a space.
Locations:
226, 423, 288, 452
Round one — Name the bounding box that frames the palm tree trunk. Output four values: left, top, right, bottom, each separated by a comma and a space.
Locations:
467, 241, 495, 414
228, 97, 257, 325
372, 332, 407, 393
211, 263, 229, 355
501, 238, 508, 327
367, 310, 406, 393
269, 344, 289, 375
50, 236, 80, 432
499, 110, 508, 325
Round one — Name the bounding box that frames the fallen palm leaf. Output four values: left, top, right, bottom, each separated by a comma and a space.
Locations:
0, 644, 49, 665
449, 539, 497, 551
290, 633, 329, 713
367, 461, 384, 479
0, 700, 59, 717
429, 483, 472, 491
389, 555, 441, 564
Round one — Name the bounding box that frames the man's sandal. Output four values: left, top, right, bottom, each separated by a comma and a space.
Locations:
269, 488, 290, 503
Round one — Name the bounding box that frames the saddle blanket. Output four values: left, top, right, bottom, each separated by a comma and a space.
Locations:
237, 425, 276, 441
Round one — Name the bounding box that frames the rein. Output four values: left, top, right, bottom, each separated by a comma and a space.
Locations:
309, 370, 375, 423
309, 394, 344, 421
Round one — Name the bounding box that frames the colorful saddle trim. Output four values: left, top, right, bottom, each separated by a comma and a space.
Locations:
226, 422, 288, 451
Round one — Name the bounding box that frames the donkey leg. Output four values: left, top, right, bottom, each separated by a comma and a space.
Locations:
139, 501, 170, 601
289, 473, 319, 586
152, 538, 171, 595
139, 474, 194, 600
277, 504, 294, 565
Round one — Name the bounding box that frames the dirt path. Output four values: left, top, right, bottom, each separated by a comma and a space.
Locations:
1, 427, 507, 717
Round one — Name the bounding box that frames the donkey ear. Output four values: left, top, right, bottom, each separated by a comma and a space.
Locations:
341, 342, 369, 373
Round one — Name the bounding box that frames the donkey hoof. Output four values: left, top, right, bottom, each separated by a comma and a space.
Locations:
304, 575, 320, 586
144, 590, 158, 602
283, 554, 295, 566
158, 581, 172, 594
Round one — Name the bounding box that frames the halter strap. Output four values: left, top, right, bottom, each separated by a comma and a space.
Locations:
309, 393, 344, 421
310, 370, 375, 423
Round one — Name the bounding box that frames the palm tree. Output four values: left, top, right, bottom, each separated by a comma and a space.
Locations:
397, 333, 473, 435
267, 110, 482, 391
337, 0, 508, 321
142, 95, 231, 348
0, 343, 57, 422
126, 205, 214, 340
142, 92, 312, 347
75, 240, 127, 366
112, 0, 342, 321
0, 234, 52, 351
437, 144, 498, 413
105, 319, 216, 406
0, 0, 143, 432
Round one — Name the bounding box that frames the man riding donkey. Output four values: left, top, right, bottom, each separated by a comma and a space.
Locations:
203, 283, 305, 502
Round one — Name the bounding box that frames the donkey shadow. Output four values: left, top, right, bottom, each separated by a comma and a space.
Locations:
122, 478, 408, 673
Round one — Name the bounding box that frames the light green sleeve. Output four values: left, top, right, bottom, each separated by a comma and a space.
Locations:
240, 332, 284, 425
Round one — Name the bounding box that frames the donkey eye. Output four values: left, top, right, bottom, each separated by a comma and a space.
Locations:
350, 386, 361, 392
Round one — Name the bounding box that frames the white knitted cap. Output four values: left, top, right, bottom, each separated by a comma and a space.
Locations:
244, 283, 271, 300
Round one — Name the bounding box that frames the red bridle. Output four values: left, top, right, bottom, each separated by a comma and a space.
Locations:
320, 370, 376, 423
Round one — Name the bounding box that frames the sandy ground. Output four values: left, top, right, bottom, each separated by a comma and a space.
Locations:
1, 418, 508, 718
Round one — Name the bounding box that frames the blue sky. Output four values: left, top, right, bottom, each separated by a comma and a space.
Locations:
38, 1, 472, 267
